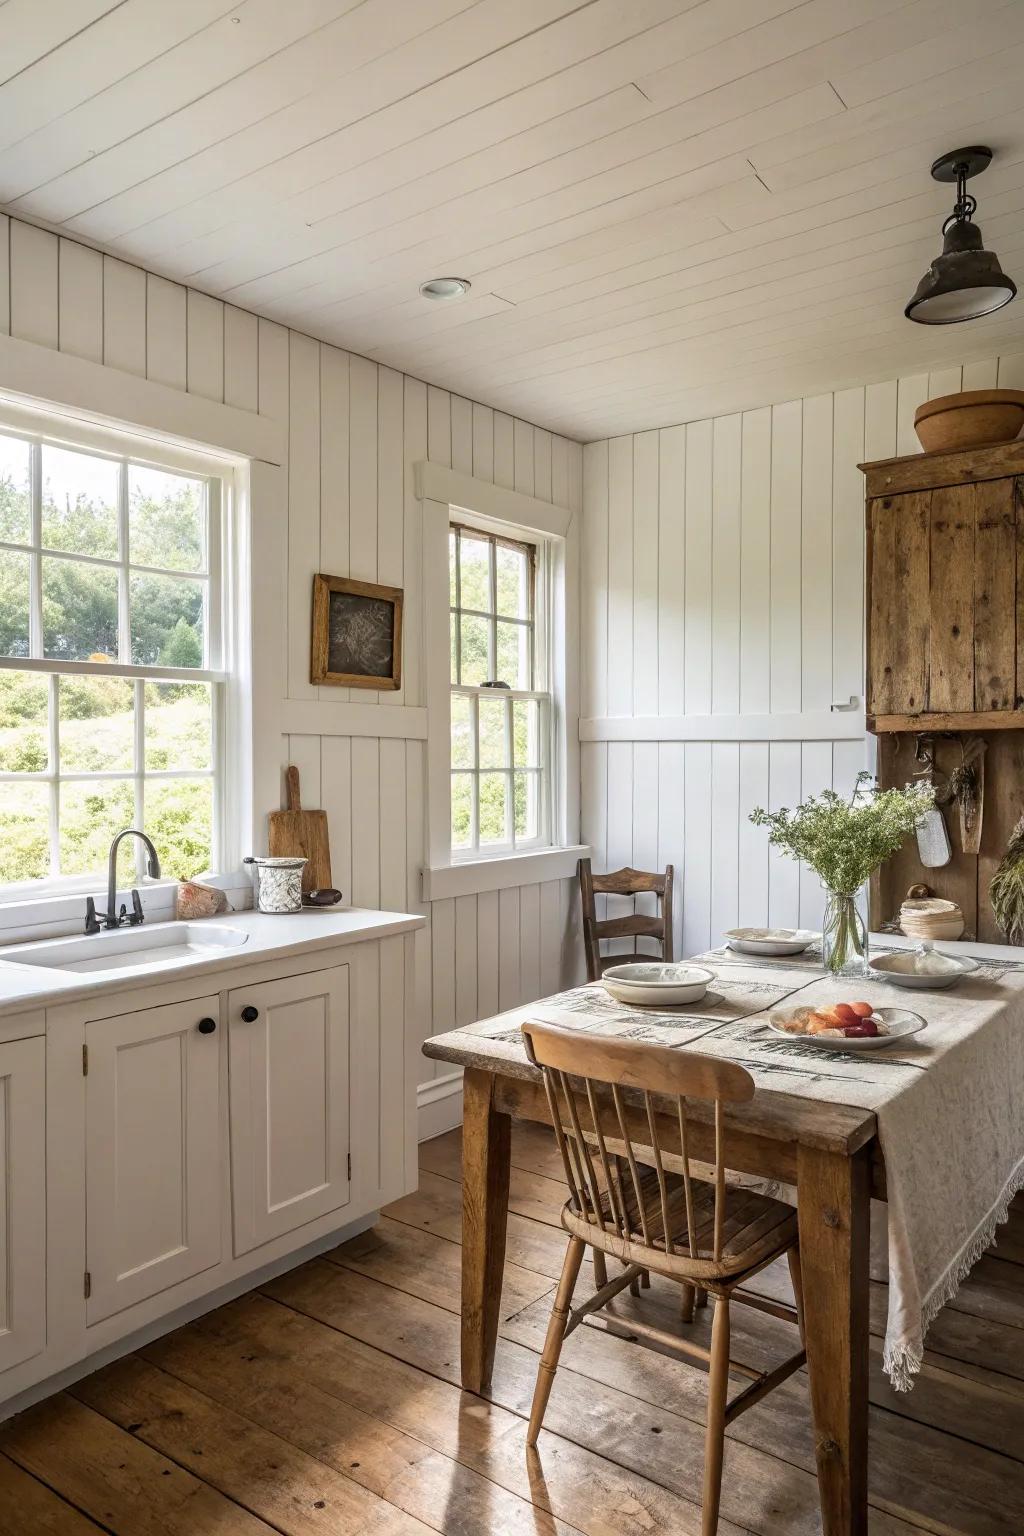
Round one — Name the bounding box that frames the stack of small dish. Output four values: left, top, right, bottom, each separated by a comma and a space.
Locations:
899, 897, 965, 942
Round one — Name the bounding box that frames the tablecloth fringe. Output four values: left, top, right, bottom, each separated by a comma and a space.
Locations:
883, 1154, 1024, 1392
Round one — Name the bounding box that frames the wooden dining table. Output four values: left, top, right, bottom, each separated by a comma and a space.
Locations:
423, 983, 884, 1536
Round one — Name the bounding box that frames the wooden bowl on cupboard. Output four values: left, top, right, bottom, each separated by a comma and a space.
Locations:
914, 389, 1024, 453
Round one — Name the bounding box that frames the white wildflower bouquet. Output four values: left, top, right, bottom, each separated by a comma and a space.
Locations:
750, 772, 934, 972
749, 772, 934, 893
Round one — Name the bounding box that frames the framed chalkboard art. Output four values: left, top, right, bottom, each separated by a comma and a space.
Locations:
311, 573, 403, 689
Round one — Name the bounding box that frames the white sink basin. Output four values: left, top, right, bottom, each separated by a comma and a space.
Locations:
0, 922, 248, 975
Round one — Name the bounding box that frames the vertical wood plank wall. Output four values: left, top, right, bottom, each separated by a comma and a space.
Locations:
0, 213, 583, 1115
580, 351, 1024, 959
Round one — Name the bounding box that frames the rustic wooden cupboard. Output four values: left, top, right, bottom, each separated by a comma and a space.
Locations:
862, 439, 1024, 937
863, 439, 1024, 732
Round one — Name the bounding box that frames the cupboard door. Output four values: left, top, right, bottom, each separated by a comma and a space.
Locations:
867, 491, 930, 717
0, 1037, 45, 1374
229, 966, 350, 1256
85, 997, 222, 1325
928, 483, 976, 713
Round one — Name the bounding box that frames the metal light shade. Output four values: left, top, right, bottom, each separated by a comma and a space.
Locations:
906, 218, 1017, 323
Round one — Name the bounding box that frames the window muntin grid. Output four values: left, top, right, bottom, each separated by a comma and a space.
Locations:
449, 522, 550, 855
0, 422, 224, 889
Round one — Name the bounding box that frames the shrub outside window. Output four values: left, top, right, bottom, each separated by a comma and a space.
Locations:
0, 423, 225, 891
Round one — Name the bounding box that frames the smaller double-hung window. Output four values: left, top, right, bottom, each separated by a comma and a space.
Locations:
449, 521, 551, 856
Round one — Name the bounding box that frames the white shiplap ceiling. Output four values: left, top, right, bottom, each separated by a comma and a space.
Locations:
2, 0, 1024, 439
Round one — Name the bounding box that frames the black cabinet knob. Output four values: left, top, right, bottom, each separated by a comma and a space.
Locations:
197, 1017, 217, 1034
240, 1005, 259, 1022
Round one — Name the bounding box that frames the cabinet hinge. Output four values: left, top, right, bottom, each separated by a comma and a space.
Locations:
347, 1152, 352, 1180
82, 1043, 88, 1076
84, 1271, 91, 1300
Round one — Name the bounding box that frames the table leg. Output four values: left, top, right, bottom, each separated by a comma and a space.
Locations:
461, 1068, 511, 1393
797, 1144, 871, 1536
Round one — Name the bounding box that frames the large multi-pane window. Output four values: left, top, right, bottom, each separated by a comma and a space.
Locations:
0, 421, 225, 890
449, 520, 550, 854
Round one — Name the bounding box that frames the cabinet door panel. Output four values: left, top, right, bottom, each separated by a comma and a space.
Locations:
229, 967, 349, 1256
867, 492, 930, 716
974, 477, 1016, 711
928, 483, 976, 713
0, 1037, 45, 1374
86, 997, 221, 1325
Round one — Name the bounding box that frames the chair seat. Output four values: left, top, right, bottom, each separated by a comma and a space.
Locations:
562, 1165, 798, 1281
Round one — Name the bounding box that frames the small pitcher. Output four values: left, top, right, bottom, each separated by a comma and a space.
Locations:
245, 855, 307, 914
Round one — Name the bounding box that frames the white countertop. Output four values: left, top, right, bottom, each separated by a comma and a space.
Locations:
0, 906, 425, 1018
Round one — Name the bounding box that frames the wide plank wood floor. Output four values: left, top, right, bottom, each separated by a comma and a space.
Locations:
3, 1125, 1024, 1535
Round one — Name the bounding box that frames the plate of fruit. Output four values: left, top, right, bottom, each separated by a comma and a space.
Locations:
766, 1001, 927, 1050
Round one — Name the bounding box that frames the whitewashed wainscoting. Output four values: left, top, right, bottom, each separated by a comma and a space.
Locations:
580, 350, 1024, 959
0, 213, 584, 1137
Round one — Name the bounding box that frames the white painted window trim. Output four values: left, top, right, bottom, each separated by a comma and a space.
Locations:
416, 464, 581, 899
0, 359, 267, 934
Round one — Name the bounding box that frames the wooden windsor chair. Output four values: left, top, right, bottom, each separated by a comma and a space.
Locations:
520, 1021, 806, 1536
578, 858, 674, 981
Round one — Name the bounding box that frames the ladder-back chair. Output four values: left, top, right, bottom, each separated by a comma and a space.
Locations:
578, 858, 675, 981
521, 1020, 805, 1536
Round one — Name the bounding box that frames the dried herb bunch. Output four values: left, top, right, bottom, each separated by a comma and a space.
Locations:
749, 772, 934, 894
990, 814, 1024, 946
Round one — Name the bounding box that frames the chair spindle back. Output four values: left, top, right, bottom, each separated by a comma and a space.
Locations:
522, 1021, 755, 1263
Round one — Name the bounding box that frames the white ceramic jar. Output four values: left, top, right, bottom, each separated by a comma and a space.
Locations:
247, 855, 307, 914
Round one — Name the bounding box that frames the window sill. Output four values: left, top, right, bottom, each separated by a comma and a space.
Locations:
421, 845, 588, 902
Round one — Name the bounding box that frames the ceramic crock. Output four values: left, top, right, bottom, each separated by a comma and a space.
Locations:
246, 855, 307, 914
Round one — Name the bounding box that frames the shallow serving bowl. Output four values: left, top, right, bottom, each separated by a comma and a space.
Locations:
869, 950, 978, 991
602, 962, 714, 1005
767, 1005, 927, 1051
724, 927, 816, 957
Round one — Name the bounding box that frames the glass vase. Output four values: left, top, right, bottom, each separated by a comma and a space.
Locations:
821, 887, 868, 977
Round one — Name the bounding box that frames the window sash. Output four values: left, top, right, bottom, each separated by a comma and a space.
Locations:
449, 522, 535, 690
0, 419, 225, 890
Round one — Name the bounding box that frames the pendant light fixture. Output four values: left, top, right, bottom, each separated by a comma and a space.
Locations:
905, 146, 1016, 324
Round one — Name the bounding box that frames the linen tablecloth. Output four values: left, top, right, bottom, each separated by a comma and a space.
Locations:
528, 949, 1024, 1390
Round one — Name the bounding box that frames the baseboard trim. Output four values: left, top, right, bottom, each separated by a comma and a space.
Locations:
418, 1069, 464, 1141
0, 1210, 378, 1423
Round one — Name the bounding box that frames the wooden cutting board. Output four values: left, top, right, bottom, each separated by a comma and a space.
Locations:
268, 767, 332, 893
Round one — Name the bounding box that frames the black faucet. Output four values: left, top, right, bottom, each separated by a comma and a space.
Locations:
84, 829, 161, 933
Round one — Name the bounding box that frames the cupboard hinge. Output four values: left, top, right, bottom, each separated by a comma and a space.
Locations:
84, 1271, 91, 1300
347, 1152, 352, 1180
82, 1043, 88, 1076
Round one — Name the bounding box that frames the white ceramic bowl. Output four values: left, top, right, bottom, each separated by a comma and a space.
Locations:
868, 950, 978, 991
724, 927, 816, 957
766, 1005, 926, 1051
602, 962, 714, 1006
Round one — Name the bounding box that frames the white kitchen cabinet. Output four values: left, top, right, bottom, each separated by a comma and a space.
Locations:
84, 996, 222, 1325
228, 965, 350, 1256
0, 1036, 46, 1374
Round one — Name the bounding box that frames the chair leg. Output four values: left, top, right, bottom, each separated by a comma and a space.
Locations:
695, 1285, 709, 1309
680, 1282, 696, 1324
787, 1245, 805, 1345
640, 1269, 651, 1289
527, 1237, 586, 1446
592, 1248, 608, 1288
702, 1296, 731, 1536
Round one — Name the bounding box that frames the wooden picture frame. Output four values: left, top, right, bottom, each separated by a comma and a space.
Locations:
311, 573, 403, 689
